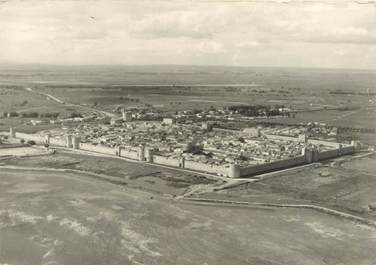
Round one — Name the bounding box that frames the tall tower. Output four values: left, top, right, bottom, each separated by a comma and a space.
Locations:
299, 133, 308, 143
228, 164, 240, 178
303, 147, 312, 163
178, 156, 185, 168
66, 135, 73, 148
45, 134, 51, 145
73, 136, 80, 149
116, 146, 122, 157
9, 127, 16, 138
122, 109, 132, 121
138, 145, 145, 161
145, 148, 154, 162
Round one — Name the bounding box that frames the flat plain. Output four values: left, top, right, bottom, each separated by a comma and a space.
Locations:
1, 168, 376, 265
1, 65, 376, 265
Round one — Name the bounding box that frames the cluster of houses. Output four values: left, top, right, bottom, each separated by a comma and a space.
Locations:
56, 116, 318, 168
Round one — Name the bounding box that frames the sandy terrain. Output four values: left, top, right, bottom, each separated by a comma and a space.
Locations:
210, 153, 376, 220
0, 147, 49, 157
0, 168, 376, 265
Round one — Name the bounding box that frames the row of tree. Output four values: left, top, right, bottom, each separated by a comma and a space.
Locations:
227, 104, 288, 117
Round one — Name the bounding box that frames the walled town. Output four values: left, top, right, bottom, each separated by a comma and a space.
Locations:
1, 106, 360, 178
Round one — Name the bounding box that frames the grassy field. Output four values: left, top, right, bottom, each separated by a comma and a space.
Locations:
0, 146, 49, 157
206, 153, 376, 219
2, 65, 375, 130
0, 85, 91, 134
342, 153, 376, 174
0, 86, 64, 113
1, 168, 376, 265
1, 151, 219, 196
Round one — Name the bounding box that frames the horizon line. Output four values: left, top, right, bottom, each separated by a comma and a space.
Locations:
0, 62, 375, 72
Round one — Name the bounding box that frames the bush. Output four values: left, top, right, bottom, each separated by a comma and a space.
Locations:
70, 112, 83, 118
20, 100, 28, 106
27, 140, 36, 145
21, 112, 39, 118
40, 112, 59, 118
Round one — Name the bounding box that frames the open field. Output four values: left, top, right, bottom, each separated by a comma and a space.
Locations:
1, 151, 219, 196
0, 86, 59, 113
206, 153, 376, 219
0, 146, 49, 157
0, 85, 92, 133
342, 153, 376, 174
0, 120, 62, 134
262, 106, 376, 129
1, 168, 376, 265
1, 65, 375, 129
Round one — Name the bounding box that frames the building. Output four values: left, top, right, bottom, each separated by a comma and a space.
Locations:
66, 135, 73, 148
73, 136, 80, 149
9, 127, 16, 138
110, 118, 123, 125
242, 127, 261, 138
122, 110, 133, 122
202, 122, 214, 131
162, 118, 174, 125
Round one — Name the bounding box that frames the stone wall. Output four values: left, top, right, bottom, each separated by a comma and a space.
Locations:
263, 134, 301, 142
239, 155, 306, 177
153, 155, 180, 167
340, 145, 355, 156
119, 147, 139, 160
80, 143, 116, 155
5, 130, 357, 178
15, 132, 47, 144
307, 139, 340, 148
184, 160, 227, 175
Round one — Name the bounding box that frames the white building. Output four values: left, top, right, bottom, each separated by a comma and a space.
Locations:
162, 118, 174, 125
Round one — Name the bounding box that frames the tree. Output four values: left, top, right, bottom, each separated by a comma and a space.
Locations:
20, 100, 28, 106
238, 137, 245, 143
70, 112, 83, 118
27, 140, 36, 145
238, 155, 248, 161
185, 142, 204, 155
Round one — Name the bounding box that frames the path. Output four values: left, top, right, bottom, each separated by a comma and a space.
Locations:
24, 87, 117, 118
181, 197, 376, 228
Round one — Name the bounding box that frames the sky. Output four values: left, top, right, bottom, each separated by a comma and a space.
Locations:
0, 0, 375, 69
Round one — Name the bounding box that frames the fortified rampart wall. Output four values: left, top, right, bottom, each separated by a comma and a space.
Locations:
239, 155, 306, 177
80, 143, 115, 155
340, 145, 355, 155
307, 139, 340, 148
317, 149, 339, 161
15, 133, 46, 144
316, 145, 355, 161
15, 132, 66, 146
184, 160, 227, 175
119, 147, 139, 160
50, 138, 66, 146
153, 155, 180, 167
263, 133, 301, 142
5, 129, 357, 178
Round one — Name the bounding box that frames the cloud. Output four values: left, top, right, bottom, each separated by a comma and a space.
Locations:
194, 40, 226, 54
0, 0, 375, 69
129, 13, 212, 39
236, 41, 260, 49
